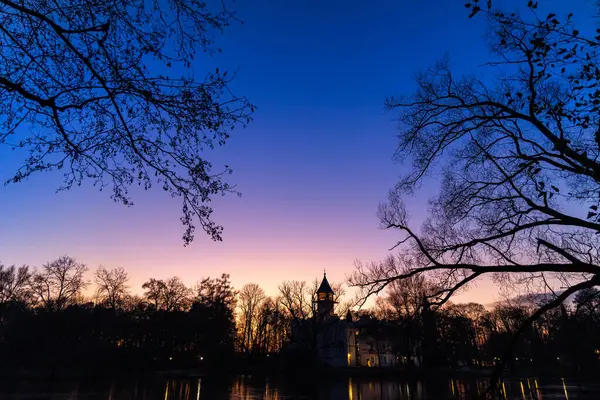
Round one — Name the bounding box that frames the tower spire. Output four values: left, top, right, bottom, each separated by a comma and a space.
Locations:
316, 271, 335, 317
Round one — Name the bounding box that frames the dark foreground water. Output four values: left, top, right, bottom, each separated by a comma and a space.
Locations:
1, 376, 599, 399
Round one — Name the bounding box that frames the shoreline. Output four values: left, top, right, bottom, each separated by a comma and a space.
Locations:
0, 365, 590, 381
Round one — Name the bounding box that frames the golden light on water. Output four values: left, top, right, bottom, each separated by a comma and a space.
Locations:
34, 376, 600, 399
348, 378, 353, 400
562, 378, 569, 400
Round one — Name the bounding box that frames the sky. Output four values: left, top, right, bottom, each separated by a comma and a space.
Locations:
0, 0, 597, 307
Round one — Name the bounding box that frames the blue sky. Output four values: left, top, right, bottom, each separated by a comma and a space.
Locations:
0, 0, 597, 304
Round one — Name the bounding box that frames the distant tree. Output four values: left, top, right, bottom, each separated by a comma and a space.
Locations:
560, 288, 600, 369
29, 256, 88, 311
142, 276, 191, 311
371, 268, 440, 366
162, 277, 192, 312
190, 274, 237, 365
371, 260, 437, 318
438, 304, 484, 367
448, 302, 490, 352
278, 280, 312, 320
94, 266, 129, 310
253, 296, 283, 353
574, 287, 600, 317
122, 294, 147, 313
142, 278, 165, 310
0, 0, 254, 244
237, 283, 265, 353
0, 263, 31, 304
351, 2, 600, 376
195, 273, 237, 311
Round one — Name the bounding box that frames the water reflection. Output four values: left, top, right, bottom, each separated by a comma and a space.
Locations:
0, 375, 597, 399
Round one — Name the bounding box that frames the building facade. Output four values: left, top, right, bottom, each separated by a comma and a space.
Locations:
290, 273, 406, 368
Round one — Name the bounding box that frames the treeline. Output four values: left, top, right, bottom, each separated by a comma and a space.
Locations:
0, 256, 349, 373
369, 274, 600, 373
1, 256, 599, 375
0, 256, 238, 373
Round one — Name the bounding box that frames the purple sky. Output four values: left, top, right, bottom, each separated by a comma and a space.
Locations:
1, 0, 596, 306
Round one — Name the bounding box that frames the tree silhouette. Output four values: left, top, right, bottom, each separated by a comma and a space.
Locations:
351, 2, 600, 378
189, 274, 237, 367
0, 263, 31, 304
237, 283, 265, 353
162, 277, 193, 312
142, 278, 165, 310
94, 266, 129, 310
29, 256, 88, 312
1, 255, 600, 374
0, 0, 254, 244
142, 276, 191, 311
278, 280, 312, 320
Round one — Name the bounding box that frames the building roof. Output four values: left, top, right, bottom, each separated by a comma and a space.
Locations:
317, 272, 334, 294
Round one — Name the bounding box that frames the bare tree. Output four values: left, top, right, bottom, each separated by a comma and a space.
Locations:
30, 256, 89, 311
122, 294, 148, 313
162, 277, 192, 312
142, 276, 191, 311
350, 2, 600, 379
195, 273, 237, 311
371, 260, 437, 319
0, 0, 254, 244
442, 302, 491, 356
94, 266, 129, 310
333, 282, 353, 317
0, 263, 31, 304
253, 296, 286, 353
278, 280, 312, 320
237, 283, 265, 353
142, 278, 165, 310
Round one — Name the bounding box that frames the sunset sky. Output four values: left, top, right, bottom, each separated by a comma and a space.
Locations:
0, 0, 596, 307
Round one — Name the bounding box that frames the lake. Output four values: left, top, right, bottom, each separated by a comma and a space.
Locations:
1, 375, 598, 399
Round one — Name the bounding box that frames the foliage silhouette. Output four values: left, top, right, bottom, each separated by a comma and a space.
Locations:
1, 255, 600, 377
0, 0, 254, 244
351, 0, 600, 383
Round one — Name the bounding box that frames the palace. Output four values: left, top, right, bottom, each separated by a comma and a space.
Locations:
290, 273, 413, 368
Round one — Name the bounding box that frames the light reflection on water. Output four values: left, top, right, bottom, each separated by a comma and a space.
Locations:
1, 376, 598, 399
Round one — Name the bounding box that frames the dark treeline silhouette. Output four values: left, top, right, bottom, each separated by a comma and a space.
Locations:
348, 0, 600, 386
0, 257, 237, 375
362, 274, 600, 374
1, 256, 600, 377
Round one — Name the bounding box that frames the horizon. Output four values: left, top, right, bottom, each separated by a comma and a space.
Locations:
0, 256, 515, 311
1, 0, 597, 309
